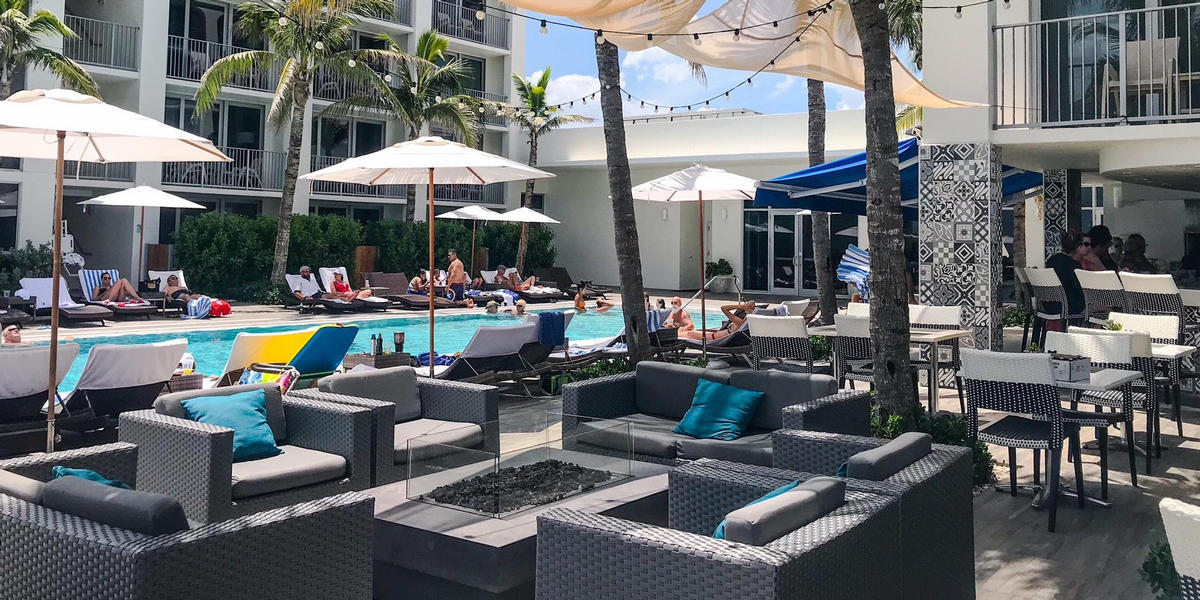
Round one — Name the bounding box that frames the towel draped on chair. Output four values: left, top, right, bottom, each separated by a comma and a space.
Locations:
538, 311, 567, 346
182, 296, 212, 319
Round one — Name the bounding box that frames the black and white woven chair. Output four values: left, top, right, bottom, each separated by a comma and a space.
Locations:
1109, 311, 1187, 442
834, 314, 875, 389
908, 304, 966, 414
746, 314, 815, 373
1161, 498, 1200, 599
1121, 272, 1198, 342
1014, 266, 1037, 351
1025, 267, 1086, 349
1075, 269, 1126, 327
961, 349, 1084, 532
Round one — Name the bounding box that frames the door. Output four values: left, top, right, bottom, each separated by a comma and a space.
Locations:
769, 212, 800, 294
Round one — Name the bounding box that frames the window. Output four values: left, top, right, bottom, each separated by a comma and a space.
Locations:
520, 193, 545, 211
0, 184, 17, 249
442, 52, 485, 91
165, 97, 263, 149
743, 210, 769, 291
1081, 186, 1104, 231
169, 0, 262, 47
313, 118, 384, 158
222, 200, 259, 217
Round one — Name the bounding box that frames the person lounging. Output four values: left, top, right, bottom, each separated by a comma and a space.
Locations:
329, 271, 373, 301
291, 266, 331, 301
91, 271, 143, 303
495, 265, 537, 291
681, 301, 756, 341
162, 274, 199, 303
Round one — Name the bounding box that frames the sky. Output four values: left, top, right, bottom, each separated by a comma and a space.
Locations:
519, 0, 875, 121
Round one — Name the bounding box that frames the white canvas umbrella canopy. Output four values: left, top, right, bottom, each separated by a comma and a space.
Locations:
633, 164, 756, 356
498, 206, 561, 224
0, 89, 229, 451
302, 136, 554, 376
78, 186, 206, 277
436, 204, 505, 274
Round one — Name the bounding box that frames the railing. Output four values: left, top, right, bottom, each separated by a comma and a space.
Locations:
166, 36, 278, 92
995, 2, 1200, 128
432, 0, 510, 49
433, 182, 505, 204
466, 89, 510, 126
163, 146, 285, 191
313, 66, 371, 102
64, 161, 134, 182
309, 155, 407, 197
362, 0, 412, 25
63, 15, 139, 71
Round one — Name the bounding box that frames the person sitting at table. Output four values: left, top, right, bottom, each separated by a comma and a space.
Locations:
1088, 225, 1120, 271
409, 273, 427, 294
1120, 234, 1158, 274
681, 301, 756, 341
1045, 230, 1088, 329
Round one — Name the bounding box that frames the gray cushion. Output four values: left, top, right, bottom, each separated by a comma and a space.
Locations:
634, 362, 731, 419
723, 477, 846, 545
156, 383, 287, 443
675, 432, 773, 466
319, 366, 421, 422
728, 370, 838, 431
845, 432, 933, 481
0, 469, 45, 504
393, 419, 485, 465
41, 476, 188, 535
574, 413, 687, 459
230, 445, 347, 499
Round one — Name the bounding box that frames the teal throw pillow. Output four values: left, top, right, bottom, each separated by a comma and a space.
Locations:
713, 480, 800, 539
674, 379, 765, 440
51, 466, 131, 489
182, 389, 283, 462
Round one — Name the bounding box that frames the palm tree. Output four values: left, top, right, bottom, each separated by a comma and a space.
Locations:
807, 78, 838, 324
0, 0, 99, 99
510, 67, 590, 271
194, 0, 405, 284
595, 39, 651, 363
849, 0, 915, 421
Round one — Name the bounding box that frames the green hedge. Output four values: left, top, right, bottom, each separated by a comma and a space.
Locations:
0, 241, 54, 293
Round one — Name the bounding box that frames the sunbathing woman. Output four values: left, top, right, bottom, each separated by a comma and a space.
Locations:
662, 296, 694, 331
329, 272, 373, 301
409, 273, 426, 294
92, 272, 143, 303
681, 300, 757, 341
162, 274, 198, 303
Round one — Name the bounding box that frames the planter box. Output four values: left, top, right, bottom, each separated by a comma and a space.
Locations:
1051, 354, 1090, 382
708, 275, 736, 294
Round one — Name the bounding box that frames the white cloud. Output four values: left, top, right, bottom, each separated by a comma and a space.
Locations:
768, 77, 797, 100
829, 84, 865, 111
620, 47, 693, 85
541, 72, 655, 124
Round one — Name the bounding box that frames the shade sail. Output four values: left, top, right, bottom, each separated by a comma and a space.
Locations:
78, 186, 207, 209
754, 139, 1044, 219
631, 163, 756, 202
499, 206, 561, 224
300, 136, 554, 185
436, 204, 505, 221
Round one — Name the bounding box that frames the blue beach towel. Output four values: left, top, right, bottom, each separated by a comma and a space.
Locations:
182, 296, 212, 319
538, 311, 566, 346
837, 245, 871, 301
417, 352, 456, 367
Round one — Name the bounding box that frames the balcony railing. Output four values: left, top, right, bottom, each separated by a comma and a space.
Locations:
363, 0, 412, 25
64, 161, 134, 182
63, 15, 139, 71
167, 36, 278, 92
309, 155, 407, 198
432, 1, 510, 50
433, 182, 505, 204
995, 2, 1200, 128
466, 89, 510, 126
163, 146, 285, 191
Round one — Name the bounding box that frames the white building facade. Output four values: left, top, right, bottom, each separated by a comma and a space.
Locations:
1, 0, 525, 277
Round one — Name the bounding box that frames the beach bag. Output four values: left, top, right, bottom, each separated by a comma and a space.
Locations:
236, 363, 300, 395
210, 299, 231, 316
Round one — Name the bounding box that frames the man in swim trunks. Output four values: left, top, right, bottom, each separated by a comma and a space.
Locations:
446, 249, 467, 301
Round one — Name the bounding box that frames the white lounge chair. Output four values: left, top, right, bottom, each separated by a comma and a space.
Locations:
16, 277, 112, 324
318, 266, 389, 310
0, 343, 80, 456
77, 268, 156, 318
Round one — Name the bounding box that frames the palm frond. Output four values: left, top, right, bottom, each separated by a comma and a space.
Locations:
17, 46, 99, 96
688, 61, 707, 86
195, 50, 278, 113
26, 10, 75, 38
267, 58, 303, 129
894, 105, 923, 134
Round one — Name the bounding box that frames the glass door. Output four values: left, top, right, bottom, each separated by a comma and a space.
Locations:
769, 212, 799, 294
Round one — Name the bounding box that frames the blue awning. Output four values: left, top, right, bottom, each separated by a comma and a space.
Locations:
754, 139, 1044, 220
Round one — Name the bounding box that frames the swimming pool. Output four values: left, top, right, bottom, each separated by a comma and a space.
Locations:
54, 308, 686, 392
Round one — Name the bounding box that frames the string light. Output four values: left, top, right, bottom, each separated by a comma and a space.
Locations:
475, 9, 486, 20
383, 74, 392, 83
435, 95, 442, 103
314, 41, 324, 50
646, 33, 653, 41
732, 28, 741, 41
955, 6, 963, 17
595, 30, 605, 45
746, 77, 754, 88
347, 59, 357, 68
693, 33, 702, 46
277, 16, 287, 26
539, 20, 547, 35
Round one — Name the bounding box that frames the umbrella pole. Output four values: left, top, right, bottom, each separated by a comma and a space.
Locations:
470, 220, 477, 277
137, 206, 145, 279
428, 168, 436, 378
47, 131, 65, 453
699, 192, 707, 359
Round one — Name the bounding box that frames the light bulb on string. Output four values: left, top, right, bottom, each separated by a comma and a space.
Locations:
347, 59, 356, 68
434, 95, 442, 103
478, 105, 485, 113
475, 9, 486, 20
878, 1, 885, 9
278, 16, 288, 26
384, 74, 392, 83
693, 33, 702, 46
747, 77, 754, 88
411, 86, 419, 95
955, 6, 962, 17
646, 33, 653, 41
595, 30, 605, 45
314, 41, 324, 50
733, 28, 741, 41
539, 20, 547, 35
725, 91, 730, 100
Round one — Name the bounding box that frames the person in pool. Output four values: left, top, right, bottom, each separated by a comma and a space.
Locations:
662, 296, 694, 331
499, 299, 528, 315
92, 272, 143, 303
574, 289, 614, 313
2, 324, 27, 345
162, 274, 200, 303
485, 300, 499, 314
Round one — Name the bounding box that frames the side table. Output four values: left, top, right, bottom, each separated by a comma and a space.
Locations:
343, 352, 413, 370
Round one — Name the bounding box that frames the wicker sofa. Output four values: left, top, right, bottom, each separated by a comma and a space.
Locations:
535, 459, 902, 600
119, 383, 373, 524
771, 429, 976, 600
561, 361, 871, 466
0, 442, 375, 600
289, 366, 500, 485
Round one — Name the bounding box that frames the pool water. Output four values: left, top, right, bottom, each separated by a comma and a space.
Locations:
54, 308, 675, 392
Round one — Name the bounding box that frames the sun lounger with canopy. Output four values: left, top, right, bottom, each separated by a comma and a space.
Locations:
77, 268, 157, 318
16, 277, 112, 324
0, 343, 79, 456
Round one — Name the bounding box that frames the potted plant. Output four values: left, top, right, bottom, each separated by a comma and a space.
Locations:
705, 258, 736, 294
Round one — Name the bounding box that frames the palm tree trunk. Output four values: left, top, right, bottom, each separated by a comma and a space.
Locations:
850, 0, 915, 420
807, 78, 837, 324
516, 133, 537, 271
595, 40, 651, 363
0, 63, 10, 100
270, 81, 310, 285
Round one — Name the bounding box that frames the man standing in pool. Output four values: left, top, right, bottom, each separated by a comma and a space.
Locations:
446, 249, 467, 301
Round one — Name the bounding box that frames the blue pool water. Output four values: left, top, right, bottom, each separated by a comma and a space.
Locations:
53, 308, 671, 391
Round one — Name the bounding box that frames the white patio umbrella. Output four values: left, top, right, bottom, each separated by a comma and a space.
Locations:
436, 204, 504, 275
78, 186, 206, 277
301, 136, 554, 376
0, 89, 229, 451
632, 164, 756, 356
498, 206, 561, 225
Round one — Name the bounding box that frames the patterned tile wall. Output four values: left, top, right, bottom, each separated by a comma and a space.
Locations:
918, 143, 1004, 350
1042, 169, 1068, 264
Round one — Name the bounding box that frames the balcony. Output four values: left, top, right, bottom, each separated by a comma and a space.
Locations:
163, 146, 285, 191
432, 1, 510, 50
466, 89, 510, 126
167, 36, 278, 92
994, 2, 1200, 128
63, 15, 139, 71
362, 0, 412, 25
433, 182, 505, 204
64, 161, 134, 182
309, 155, 407, 198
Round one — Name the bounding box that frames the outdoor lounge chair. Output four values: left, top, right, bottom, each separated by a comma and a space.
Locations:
362, 271, 410, 300
119, 382, 373, 524
0, 442, 374, 599
290, 366, 500, 486
59, 338, 188, 445
283, 273, 358, 313
146, 268, 191, 312
318, 266, 390, 311
0, 343, 80, 457
78, 268, 158, 318
532, 266, 611, 296
391, 292, 469, 310
427, 313, 574, 384
218, 324, 359, 387
0, 305, 31, 326
16, 277, 112, 324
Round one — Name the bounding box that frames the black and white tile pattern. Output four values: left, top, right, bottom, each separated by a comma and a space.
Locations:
1042, 169, 1068, 264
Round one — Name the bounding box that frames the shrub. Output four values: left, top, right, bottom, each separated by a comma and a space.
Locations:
0, 240, 54, 292
1001, 305, 1030, 327
548, 357, 632, 394
871, 404, 997, 487
809, 335, 831, 362
1141, 541, 1181, 600
705, 258, 734, 276
175, 213, 276, 299
478, 223, 556, 271
286, 214, 363, 276
365, 219, 474, 277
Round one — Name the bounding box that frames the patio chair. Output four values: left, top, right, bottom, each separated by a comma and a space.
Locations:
781, 298, 821, 324
217, 324, 359, 387
0, 442, 374, 600
16, 277, 112, 324
961, 349, 1084, 532
119, 383, 373, 523
1109, 311, 1188, 440
283, 273, 358, 313
318, 266, 390, 310
1160, 498, 1200, 599
531, 266, 611, 296
845, 301, 870, 316
908, 304, 967, 413
77, 268, 157, 318
1121, 272, 1195, 342
290, 366, 499, 486
0, 343, 80, 457
746, 313, 815, 373
146, 269, 191, 312
1075, 269, 1126, 326
1025, 266, 1086, 348
535, 461, 902, 600
361, 271, 409, 300
1014, 266, 1036, 350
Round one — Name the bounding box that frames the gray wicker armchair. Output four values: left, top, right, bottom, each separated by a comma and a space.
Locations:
290, 366, 500, 485
119, 383, 373, 524
771, 429, 975, 600
535, 461, 902, 600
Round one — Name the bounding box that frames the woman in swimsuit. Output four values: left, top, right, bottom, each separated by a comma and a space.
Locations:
162, 275, 196, 303
92, 272, 143, 303
329, 272, 372, 301
681, 301, 756, 341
